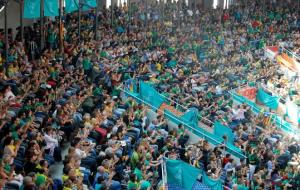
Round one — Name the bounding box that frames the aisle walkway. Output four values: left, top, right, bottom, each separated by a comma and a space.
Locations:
48, 143, 71, 180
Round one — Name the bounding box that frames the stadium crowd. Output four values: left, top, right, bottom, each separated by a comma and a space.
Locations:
0, 0, 300, 190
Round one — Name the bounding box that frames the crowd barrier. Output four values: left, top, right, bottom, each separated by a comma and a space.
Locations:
121, 80, 246, 159
229, 87, 300, 136
164, 158, 223, 190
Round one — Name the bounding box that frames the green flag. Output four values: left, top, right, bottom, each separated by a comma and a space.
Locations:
82, 0, 97, 11
65, 0, 79, 13
24, 0, 41, 19
44, 0, 59, 17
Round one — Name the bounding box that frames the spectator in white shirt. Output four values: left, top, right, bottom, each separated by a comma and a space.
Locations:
232, 105, 246, 121
224, 158, 235, 175
4, 86, 16, 102
44, 127, 59, 156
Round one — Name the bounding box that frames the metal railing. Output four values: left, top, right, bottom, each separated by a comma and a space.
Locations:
158, 90, 214, 125
228, 84, 300, 136
280, 44, 300, 63
119, 86, 247, 159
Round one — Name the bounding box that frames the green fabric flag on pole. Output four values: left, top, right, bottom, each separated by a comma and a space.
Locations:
82, 0, 97, 11
65, 0, 79, 13
166, 159, 201, 190
24, 0, 41, 19
44, 0, 59, 17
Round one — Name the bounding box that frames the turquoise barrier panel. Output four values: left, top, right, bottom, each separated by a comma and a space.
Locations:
231, 91, 298, 135
232, 92, 262, 114
65, 0, 79, 13
164, 110, 221, 146
232, 92, 246, 103
125, 84, 245, 158
256, 88, 279, 109
181, 108, 199, 125
214, 121, 234, 145
166, 159, 201, 190
226, 143, 244, 159
24, 0, 41, 19
44, 0, 59, 17
202, 171, 223, 190
164, 110, 182, 125
139, 81, 166, 109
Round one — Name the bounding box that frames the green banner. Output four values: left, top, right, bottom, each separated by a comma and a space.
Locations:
44, 0, 59, 17
24, 0, 41, 19
65, 0, 79, 13
82, 0, 97, 11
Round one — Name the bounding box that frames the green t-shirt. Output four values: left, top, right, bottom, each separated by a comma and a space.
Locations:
47, 30, 56, 43
130, 151, 139, 168
82, 58, 92, 71
93, 87, 103, 96
238, 184, 249, 190
249, 153, 259, 165
127, 181, 139, 190
4, 163, 11, 174
217, 99, 223, 107
35, 173, 47, 186
207, 92, 213, 99
134, 168, 143, 181
100, 51, 108, 58
11, 131, 19, 141
50, 71, 58, 79
167, 47, 176, 54
140, 181, 151, 190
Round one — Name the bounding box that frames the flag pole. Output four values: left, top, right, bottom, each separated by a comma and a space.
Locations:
4, 0, 8, 63
20, 0, 24, 43
40, 0, 45, 51
78, 0, 81, 42
111, 2, 113, 29
145, 0, 148, 28
94, 0, 99, 40
59, 0, 63, 54
128, 0, 131, 32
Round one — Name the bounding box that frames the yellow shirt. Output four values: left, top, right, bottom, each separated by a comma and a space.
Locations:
75, 169, 83, 177
156, 63, 162, 71
62, 174, 69, 182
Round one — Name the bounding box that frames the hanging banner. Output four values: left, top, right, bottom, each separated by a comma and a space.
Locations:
44, 0, 59, 17
202, 172, 223, 190
65, 0, 79, 13
166, 159, 201, 190
214, 121, 234, 145
82, 0, 97, 11
139, 81, 166, 109
24, 0, 41, 19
